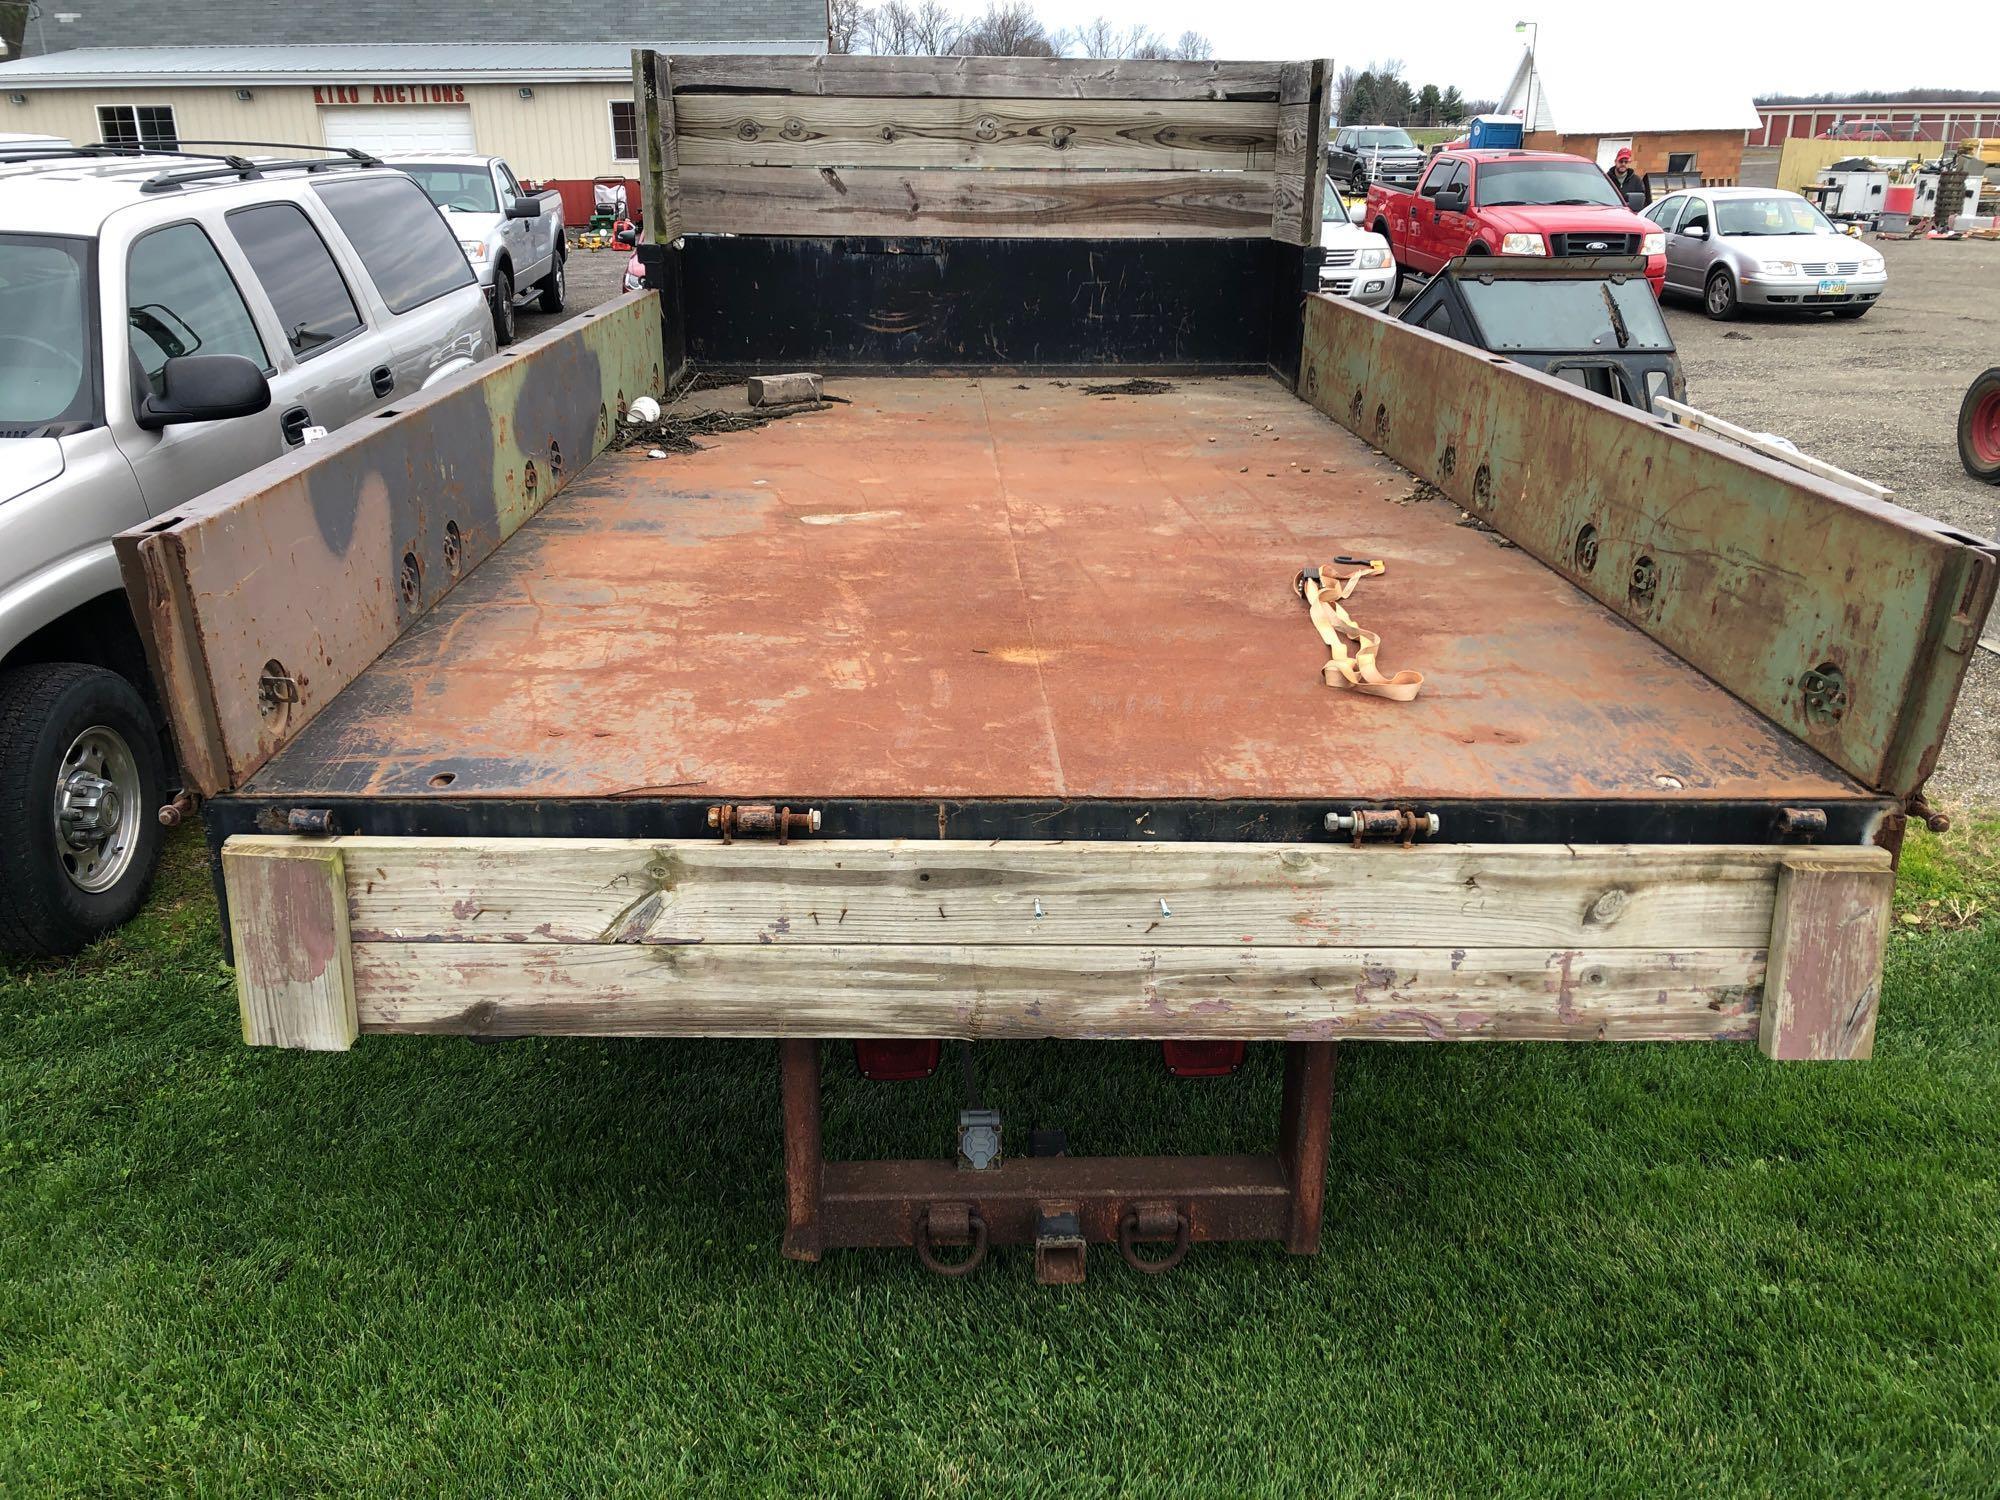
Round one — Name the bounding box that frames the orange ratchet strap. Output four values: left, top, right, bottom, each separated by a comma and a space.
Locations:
1294, 558, 1425, 702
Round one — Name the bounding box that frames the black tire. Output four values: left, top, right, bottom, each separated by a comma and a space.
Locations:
536, 248, 567, 315
1704, 267, 1741, 321
1959, 367, 2000, 484
491, 265, 516, 346
0, 663, 166, 956
1348, 165, 1368, 195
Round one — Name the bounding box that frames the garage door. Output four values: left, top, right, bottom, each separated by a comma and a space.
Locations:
320, 106, 474, 156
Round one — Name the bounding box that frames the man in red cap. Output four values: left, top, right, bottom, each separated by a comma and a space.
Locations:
1606, 147, 1646, 209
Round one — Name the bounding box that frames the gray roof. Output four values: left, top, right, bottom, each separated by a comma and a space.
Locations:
9, 0, 827, 58
0, 41, 823, 87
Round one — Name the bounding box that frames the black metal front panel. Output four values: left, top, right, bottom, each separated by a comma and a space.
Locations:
678, 236, 1318, 377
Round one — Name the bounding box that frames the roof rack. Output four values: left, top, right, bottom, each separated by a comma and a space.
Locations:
131, 140, 383, 193
0, 139, 384, 190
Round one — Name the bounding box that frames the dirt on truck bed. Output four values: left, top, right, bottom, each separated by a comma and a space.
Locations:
240, 377, 1864, 807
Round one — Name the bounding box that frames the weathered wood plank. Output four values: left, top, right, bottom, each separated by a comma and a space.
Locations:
350, 942, 1764, 1041
310, 835, 1888, 949
667, 55, 1288, 101
679, 165, 1275, 237
1271, 58, 1333, 246
225, 843, 356, 1050
631, 49, 683, 243
674, 95, 1277, 171
1759, 856, 1894, 1060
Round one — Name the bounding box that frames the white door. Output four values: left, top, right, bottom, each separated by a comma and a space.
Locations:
320, 106, 475, 156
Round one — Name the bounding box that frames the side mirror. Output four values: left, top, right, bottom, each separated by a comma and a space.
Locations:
614, 226, 638, 246
505, 195, 543, 221
1435, 187, 1467, 213
136, 354, 270, 431
1347, 200, 1367, 225
1684, 223, 1708, 240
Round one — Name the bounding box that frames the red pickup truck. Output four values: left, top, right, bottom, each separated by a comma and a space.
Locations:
1368, 150, 1666, 295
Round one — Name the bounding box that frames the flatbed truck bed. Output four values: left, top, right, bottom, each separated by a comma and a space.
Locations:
118, 52, 1996, 1282
248, 376, 1860, 807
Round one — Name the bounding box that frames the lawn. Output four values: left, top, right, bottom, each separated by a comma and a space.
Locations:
3, 823, 1997, 1494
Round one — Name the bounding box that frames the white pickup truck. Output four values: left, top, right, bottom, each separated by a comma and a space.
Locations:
387, 154, 565, 344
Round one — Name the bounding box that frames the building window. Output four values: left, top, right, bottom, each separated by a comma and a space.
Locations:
609, 100, 637, 162
97, 104, 178, 150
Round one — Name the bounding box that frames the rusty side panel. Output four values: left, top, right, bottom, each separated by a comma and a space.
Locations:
114, 292, 666, 796
246, 376, 1865, 805
1297, 294, 1999, 800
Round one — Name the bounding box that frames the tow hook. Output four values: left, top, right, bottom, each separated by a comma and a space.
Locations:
1117, 1201, 1191, 1275
914, 1202, 988, 1277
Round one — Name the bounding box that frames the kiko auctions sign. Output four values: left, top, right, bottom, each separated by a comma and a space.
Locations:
311, 84, 470, 105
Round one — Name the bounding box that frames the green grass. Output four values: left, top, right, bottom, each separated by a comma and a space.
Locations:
3, 825, 1998, 1494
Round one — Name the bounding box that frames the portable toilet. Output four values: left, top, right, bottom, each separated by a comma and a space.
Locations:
1467, 115, 1524, 149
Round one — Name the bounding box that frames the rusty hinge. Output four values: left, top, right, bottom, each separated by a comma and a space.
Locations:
1324, 808, 1441, 847
706, 803, 822, 843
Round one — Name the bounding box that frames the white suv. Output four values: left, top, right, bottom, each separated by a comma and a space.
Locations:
0, 144, 493, 954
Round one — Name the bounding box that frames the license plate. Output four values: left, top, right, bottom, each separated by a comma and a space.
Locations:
1818, 278, 1847, 295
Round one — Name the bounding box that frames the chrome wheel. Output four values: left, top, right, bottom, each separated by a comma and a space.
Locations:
1705, 271, 1736, 318
53, 724, 142, 894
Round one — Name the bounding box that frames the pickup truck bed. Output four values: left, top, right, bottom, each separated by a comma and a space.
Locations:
246, 376, 1860, 809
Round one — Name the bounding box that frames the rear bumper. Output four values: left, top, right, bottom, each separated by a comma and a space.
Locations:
220, 833, 1891, 1059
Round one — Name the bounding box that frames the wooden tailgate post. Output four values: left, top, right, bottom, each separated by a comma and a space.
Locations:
631, 48, 682, 245
224, 842, 356, 1051
1759, 855, 1894, 1061
1271, 58, 1333, 247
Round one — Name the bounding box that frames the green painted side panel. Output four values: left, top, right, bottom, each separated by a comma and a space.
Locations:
1298, 294, 1997, 798
117, 292, 666, 796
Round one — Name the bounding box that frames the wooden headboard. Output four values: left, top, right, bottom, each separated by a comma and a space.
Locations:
628, 50, 1333, 376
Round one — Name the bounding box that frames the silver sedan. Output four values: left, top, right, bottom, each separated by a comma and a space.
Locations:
1642, 187, 1888, 320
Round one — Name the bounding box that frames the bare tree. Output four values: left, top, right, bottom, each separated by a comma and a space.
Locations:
864, 0, 963, 54
842, 2, 1210, 61
961, 0, 1057, 57
1063, 14, 1120, 57
1061, 14, 1172, 58
905, 0, 967, 53
828, 0, 866, 54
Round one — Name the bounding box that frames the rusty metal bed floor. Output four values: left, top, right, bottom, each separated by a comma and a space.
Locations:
243, 377, 1866, 806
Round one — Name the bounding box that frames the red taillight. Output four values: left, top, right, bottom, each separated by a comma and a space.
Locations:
1161, 1041, 1247, 1078
852, 1039, 943, 1081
